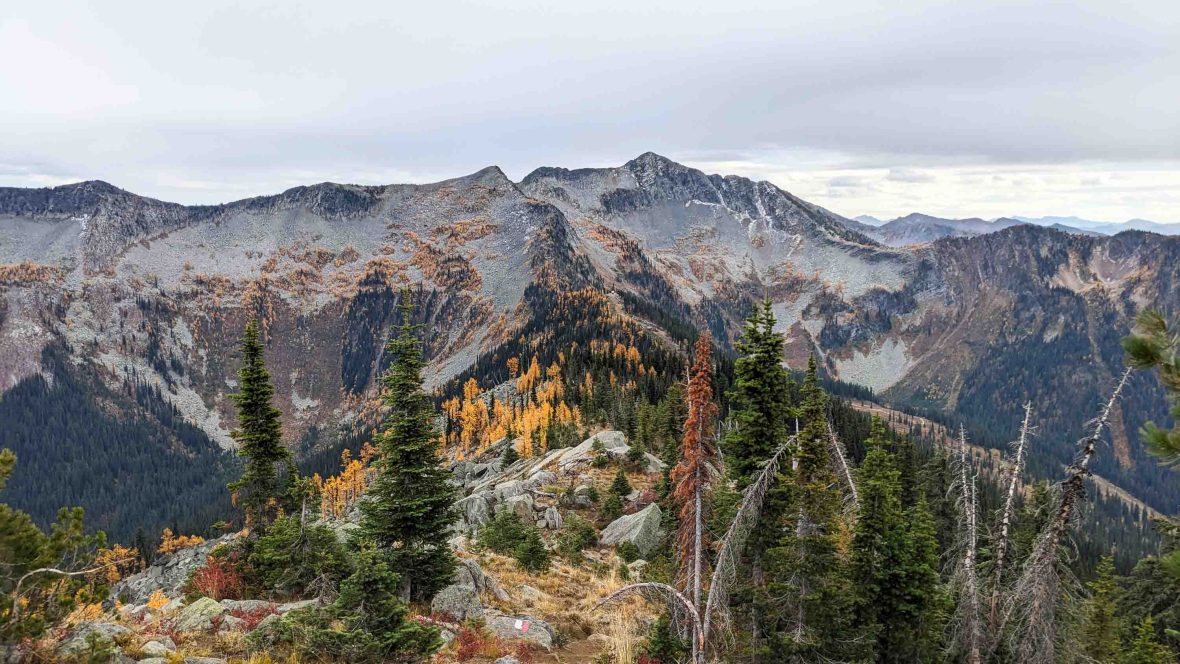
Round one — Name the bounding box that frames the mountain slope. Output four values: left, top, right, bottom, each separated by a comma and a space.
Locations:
2, 153, 1178, 539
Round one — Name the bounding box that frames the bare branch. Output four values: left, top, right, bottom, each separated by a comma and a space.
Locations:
993, 368, 1132, 663
988, 401, 1034, 630
827, 420, 859, 515
10, 557, 136, 623
702, 435, 796, 647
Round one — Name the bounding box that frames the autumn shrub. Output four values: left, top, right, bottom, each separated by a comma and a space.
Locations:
188, 552, 246, 600
230, 604, 280, 630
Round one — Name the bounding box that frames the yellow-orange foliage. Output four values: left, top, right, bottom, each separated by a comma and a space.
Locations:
146, 589, 170, 610
316, 443, 377, 520
447, 356, 583, 458
158, 528, 205, 555
92, 544, 140, 584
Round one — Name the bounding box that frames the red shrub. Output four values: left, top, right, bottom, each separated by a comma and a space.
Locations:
189, 555, 245, 600
229, 605, 279, 630
514, 642, 536, 663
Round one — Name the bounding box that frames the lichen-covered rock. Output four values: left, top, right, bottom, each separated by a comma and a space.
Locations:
556, 431, 628, 471
431, 583, 483, 621
173, 596, 227, 632
600, 503, 662, 556
539, 506, 563, 529
184, 657, 228, 664
499, 493, 535, 521
57, 622, 132, 656
218, 613, 247, 633
220, 599, 275, 614
140, 640, 176, 657
484, 610, 556, 649
494, 657, 523, 664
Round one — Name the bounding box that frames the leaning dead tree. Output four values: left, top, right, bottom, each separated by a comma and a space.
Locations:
827, 419, 859, 514
995, 368, 1133, 663
599, 435, 797, 664
949, 425, 984, 664
988, 401, 1035, 630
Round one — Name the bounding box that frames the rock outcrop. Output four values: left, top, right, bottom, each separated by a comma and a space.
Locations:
600, 503, 663, 556
112, 535, 235, 604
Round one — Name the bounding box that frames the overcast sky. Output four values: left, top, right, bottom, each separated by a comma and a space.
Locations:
2, 0, 1178, 222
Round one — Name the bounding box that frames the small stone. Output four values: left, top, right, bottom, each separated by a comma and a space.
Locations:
218, 614, 247, 633
139, 640, 175, 657
276, 599, 318, 614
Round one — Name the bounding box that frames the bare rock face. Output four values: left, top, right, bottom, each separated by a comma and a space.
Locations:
600, 503, 663, 557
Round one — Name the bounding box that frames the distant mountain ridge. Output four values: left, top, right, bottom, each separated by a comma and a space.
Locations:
841, 212, 1180, 245
2, 152, 1178, 540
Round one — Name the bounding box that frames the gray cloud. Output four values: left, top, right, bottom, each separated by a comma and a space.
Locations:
1, 0, 1177, 221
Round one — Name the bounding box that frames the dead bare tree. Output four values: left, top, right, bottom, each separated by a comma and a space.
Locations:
987, 401, 1035, 630
994, 367, 1132, 663
600, 435, 796, 664
827, 419, 859, 515
949, 425, 984, 664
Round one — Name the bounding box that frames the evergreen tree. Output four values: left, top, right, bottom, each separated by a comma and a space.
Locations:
357, 297, 458, 601
725, 300, 792, 487
767, 356, 856, 661
897, 496, 946, 661
228, 319, 295, 529
1122, 617, 1176, 664
278, 544, 440, 663
722, 301, 794, 660
611, 466, 633, 498
1079, 557, 1122, 663
850, 416, 907, 660
501, 442, 520, 469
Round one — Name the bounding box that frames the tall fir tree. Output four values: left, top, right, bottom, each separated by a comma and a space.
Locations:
358, 296, 458, 601
228, 319, 295, 529
723, 300, 794, 660
725, 300, 792, 488
767, 355, 856, 661
850, 416, 908, 661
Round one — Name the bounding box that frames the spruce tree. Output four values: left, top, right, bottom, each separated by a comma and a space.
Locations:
228, 319, 295, 529
850, 416, 907, 660
722, 300, 794, 661
897, 496, 945, 661
357, 296, 458, 601
611, 466, 633, 498
768, 356, 855, 661
501, 442, 520, 469
725, 300, 792, 487
1079, 557, 1122, 663
1122, 617, 1176, 664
